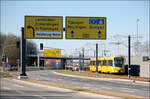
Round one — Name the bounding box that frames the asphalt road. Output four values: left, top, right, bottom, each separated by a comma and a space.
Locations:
0, 77, 117, 99
10, 70, 150, 98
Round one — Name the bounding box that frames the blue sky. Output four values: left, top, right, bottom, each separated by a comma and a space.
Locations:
1, 0, 149, 57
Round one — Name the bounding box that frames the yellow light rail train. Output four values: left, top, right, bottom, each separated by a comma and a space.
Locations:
90, 57, 125, 74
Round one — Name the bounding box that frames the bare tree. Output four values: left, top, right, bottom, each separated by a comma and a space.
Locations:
0, 33, 37, 66
26, 40, 37, 55
0, 33, 7, 56
140, 41, 149, 56
3, 34, 20, 65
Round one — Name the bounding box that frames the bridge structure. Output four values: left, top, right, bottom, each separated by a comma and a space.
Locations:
26, 55, 90, 69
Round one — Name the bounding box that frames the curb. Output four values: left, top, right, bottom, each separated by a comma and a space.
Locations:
53, 71, 149, 84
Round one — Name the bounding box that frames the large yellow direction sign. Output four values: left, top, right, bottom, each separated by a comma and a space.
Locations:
66, 17, 106, 39
54, 49, 61, 57
44, 49, 61, 57
44, 49, 53, 57
25, 16, 63, 39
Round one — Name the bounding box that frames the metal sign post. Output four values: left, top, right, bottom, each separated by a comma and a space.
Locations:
17, 59, 20, 71
19, 27, 27, 79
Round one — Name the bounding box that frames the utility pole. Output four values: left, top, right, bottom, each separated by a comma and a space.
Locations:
128, 35, 131, 79
96, 43, 98, 73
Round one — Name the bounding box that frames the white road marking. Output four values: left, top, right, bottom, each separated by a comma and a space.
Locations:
33, 95, 46, 98
100, 87, 112, 90
3, 87, 11, 90
14, 84, 24, 88
121, 88, 136, 92
16, 90, 25, 94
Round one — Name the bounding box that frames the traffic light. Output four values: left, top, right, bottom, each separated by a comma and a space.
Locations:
16, 41, 20, 48
2, 55, 6, 63
40, 43, 43, 50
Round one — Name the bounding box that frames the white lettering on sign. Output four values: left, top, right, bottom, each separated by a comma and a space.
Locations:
36, 32, 61, 37
89, 19, 104, 25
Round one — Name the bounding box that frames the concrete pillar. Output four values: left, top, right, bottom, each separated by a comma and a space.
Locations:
37, 55, 40, 68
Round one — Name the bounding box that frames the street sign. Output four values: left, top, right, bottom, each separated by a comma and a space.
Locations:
44, 49, 53, 57
44, 49, 61, 57
25, 16, 63, 39
54, 49, 61, 57
66, 17, 106, 39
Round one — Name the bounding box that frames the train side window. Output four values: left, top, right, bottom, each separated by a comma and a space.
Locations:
100, 61, 102, 66
102, 60, 104, 66
108, 60, 113, 66
90, 61, 93, 65
93, 61, 96, 65
102, 60, 107, 66
98, 61, 101, 66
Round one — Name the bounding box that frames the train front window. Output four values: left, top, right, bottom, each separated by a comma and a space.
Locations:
114, 58, 124, 67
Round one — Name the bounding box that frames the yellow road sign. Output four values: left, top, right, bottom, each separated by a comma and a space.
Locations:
54, 49, 61, 57
25, 16, 63, 39
44, 49, 53, 57
44, 49, 61, 57
66, 17, 106, 39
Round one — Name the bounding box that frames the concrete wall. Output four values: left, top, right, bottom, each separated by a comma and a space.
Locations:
125, 56, 150, 78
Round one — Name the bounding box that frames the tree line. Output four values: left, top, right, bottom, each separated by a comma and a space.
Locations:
0, 32, 37, 66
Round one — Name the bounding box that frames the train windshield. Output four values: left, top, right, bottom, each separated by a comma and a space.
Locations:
114, 57, 124, 67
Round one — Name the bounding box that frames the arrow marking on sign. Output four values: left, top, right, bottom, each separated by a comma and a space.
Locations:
98, 31, 101, 38
71, 30, 74, 37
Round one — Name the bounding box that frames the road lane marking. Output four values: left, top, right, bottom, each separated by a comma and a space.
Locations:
16, 90, 25, 94
121, 88, 136, 93
33, 95, 46, 98
14, 84, 24, 88
100, 87, 112, 90
3, 87, 11, 90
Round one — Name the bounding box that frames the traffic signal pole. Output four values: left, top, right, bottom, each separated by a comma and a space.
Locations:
19, 27, 27, 78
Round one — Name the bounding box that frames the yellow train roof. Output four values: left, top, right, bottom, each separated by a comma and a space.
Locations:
90, 57, 124, 61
